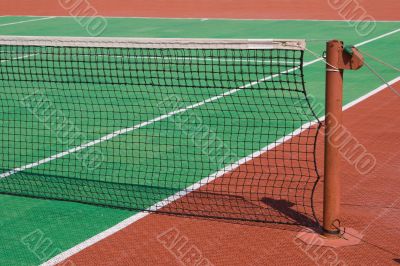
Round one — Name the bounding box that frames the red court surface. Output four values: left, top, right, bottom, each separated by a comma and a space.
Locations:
1, 0, 399, 20
56, 84, 400, 265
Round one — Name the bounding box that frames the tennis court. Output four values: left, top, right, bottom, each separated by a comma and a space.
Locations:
0, 1, 399, 265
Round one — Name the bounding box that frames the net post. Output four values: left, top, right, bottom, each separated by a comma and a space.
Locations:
323, 40, 364, 237
323, 40, 343, 237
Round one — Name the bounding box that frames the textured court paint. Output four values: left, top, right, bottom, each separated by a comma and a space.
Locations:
0, 17, 399, 266
0, 0, 399, 21
56, 82, 400, 266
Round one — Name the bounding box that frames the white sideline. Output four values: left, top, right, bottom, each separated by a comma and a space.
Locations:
0, 16, 55, 27
355, 28, 400, 47
41, 76, 400, 266
342, 76, 400, 110
40, 27, 400, 265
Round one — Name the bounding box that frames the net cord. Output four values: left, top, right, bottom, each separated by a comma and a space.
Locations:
0, 35, 305, 50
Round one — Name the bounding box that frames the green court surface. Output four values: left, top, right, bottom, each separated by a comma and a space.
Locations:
0, 16, 399, 266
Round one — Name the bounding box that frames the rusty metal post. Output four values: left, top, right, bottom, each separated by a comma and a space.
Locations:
323, 40, 344, 237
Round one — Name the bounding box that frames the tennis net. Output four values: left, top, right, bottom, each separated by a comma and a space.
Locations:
0, 36, 321, 224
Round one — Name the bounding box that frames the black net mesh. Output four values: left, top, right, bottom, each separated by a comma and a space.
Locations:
0, 39, 321, 225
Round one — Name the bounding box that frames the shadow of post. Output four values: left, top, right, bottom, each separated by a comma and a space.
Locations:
261, 197, 320, 229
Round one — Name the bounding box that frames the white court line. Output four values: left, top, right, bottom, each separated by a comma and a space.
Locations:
0, 16, 55, 27
343, 76, 400, 110
355, 28, 400, 47
0, 53, 37, 63
39, 27, 400, 265
41, 75, 400, 266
